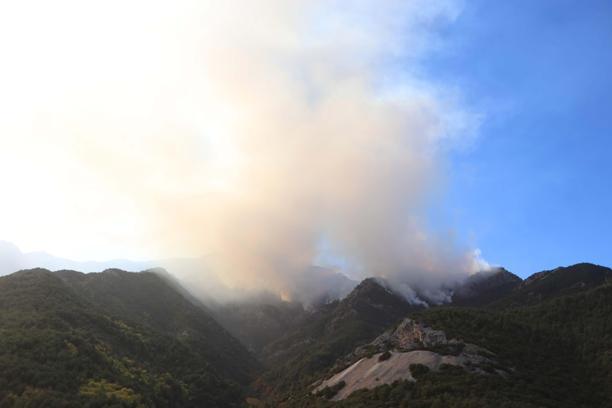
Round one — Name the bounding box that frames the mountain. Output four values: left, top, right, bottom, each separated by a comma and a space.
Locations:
1, 262, 611, 407
212, 296, 307, 354
313, 317, 505, 401
494, 262, 612, 307
451, 267, 523, 306
451, 263, 612, 308
253, 264, 612, 407
254, 278, 421, 399
209, 267, 357, 355
0, 240, 156, 277
0, 268, 259, 407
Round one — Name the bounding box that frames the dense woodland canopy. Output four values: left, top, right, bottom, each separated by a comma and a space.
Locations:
0, 269, 258, 407
0, 263, 610, 407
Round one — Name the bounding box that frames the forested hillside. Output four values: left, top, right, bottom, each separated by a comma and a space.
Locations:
255, 278, 419, 399
0, 264, 610, 407
0, 268, 259, 407
253, 264, 612, 407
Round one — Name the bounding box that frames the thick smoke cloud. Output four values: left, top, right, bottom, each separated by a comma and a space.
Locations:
0, 0, 485, 303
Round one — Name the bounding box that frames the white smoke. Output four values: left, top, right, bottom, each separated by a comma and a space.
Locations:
0, 0, 484, 303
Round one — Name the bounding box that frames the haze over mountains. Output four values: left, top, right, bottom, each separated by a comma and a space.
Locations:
0, 1, 610, 406
1, 260, 610, 406
0, 241, 155, 277
0, 241, 362, 306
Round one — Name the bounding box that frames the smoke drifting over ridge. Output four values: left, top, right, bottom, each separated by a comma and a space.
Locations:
0, 0, 485, 303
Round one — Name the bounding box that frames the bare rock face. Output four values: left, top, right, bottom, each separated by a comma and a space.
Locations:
315, 318, 503, 401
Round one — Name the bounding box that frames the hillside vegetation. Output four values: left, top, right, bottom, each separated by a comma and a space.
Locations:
258, 264, 612, 407
255, 278, 419, 398
0, 263, 610, 407
0, 268, 259, 407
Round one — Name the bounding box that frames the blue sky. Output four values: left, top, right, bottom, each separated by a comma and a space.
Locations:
425, 0, 612, 277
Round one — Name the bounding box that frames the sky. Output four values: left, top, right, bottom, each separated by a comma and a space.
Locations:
0, 0, 610, 292
421, 0, 612, 277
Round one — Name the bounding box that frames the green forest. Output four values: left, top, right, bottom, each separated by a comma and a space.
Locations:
0, 264, 610, 407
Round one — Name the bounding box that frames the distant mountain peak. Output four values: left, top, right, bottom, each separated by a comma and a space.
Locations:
519, 262, 612, 295
341, 277, 412, 311
347, 277, 393, 296
523, 262, 611, 286
451, 267, 522, 306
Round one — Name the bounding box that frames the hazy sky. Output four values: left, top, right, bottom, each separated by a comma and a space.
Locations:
0, 0, 610, 287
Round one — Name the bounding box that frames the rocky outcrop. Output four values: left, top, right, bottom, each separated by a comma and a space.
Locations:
346, 318, 461, 361
314, 318, 503, 400
370, 318, 449, 350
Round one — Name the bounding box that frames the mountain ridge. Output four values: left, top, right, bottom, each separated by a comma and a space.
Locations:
248, 263, 612, 406
1, 262, 611, 407
0, 267, 259, 407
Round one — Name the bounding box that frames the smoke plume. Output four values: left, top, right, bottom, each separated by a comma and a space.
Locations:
0, 0, 485, 303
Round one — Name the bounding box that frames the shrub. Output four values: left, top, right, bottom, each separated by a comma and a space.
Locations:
316, 381, 346, 400
409, 363, 430, 378
378, 351, 392, 362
